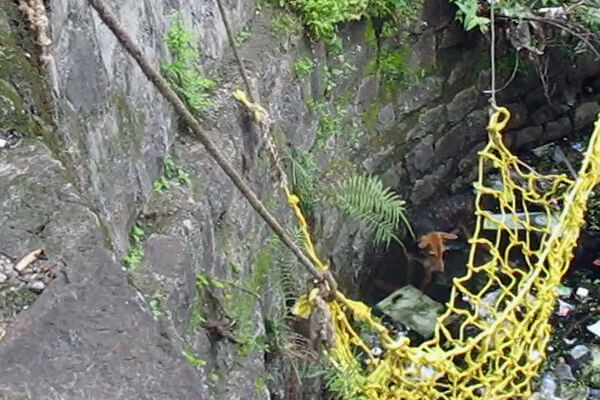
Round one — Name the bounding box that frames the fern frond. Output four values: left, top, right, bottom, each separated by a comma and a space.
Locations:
284, 149, 320, 213
268, 228, 307, 306
332, 173, 412, 248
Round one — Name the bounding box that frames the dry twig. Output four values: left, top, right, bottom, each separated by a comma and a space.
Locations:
13, 248, 45, 273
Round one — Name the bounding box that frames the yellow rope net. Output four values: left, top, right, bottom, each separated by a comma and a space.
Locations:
292, 106, 600, 399
234, 88, 600, 399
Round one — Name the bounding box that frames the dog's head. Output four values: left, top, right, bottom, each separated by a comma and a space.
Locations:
418, 231, 459, 272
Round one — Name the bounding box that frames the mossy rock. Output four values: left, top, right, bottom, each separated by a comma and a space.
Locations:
0, 284, 38, 327
0, 1, 53, 140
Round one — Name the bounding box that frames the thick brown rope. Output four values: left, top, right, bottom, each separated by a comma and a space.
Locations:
87, 0, 325, 282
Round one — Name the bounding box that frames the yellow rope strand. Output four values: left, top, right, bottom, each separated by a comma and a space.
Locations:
286, 107, 600, 399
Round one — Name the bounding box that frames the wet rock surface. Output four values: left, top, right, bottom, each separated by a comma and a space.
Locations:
0, 142, 207, 399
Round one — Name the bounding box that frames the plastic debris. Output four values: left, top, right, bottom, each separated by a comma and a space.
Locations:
482, 212, 560, 230
554, 357, 575, 382
420, 366, 440, 379
557, 299, 574, 316
556, 285, 573, 298
576, 287, 590, 298
587, 320, 600, 338
539, 373, 558, 398
591, 346, 600, 369
532, 143, 553, 157
477, 290, 501, 319
552, 146, 577, 179
570, 141, 585, 152
371, 347, 383, 357
375, 285, 444, 338
0, 138, 7, 148
570, 344, 591, 361
567, 344, 592, 372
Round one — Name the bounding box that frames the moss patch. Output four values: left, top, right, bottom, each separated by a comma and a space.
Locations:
0, 285, 38, 329
0, 2, 53, 140
362, 102, 381, 136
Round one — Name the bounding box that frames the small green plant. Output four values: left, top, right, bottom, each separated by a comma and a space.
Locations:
324, 362, 368, 400
575, 4, 600, 34
131, 223, 145, 243
196, 273, 226, 290
182, 348, 207, 368
148, 291, 169, 317
153, 158, 191, 194
253, 373, 274, 396
293, 57, 315, 80
167, 158, 191, 185
193, 269, 267, 357
123, 246, 144, 269
370, 45, 427, 87
307, 99, 345, 147
329, 173, 412, 248
122, 222, 146, 270
450, 0, 600, 40
152, 177, 171, 193
271, 12, 302, 37
234, 27, 251, 45
162, 12, 217, 113
324, 67, 344, 93
450, 0, 490, 32
334, 90, 355, 108
282, 0, 417, 42
188, 276, 208, 330
587, 187, 600, 235
284, 148, 320, 213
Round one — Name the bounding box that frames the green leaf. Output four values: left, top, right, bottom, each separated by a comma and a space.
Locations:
331, 173, 412, 248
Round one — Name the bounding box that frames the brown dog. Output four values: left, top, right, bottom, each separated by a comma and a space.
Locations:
417, 231, 459, 288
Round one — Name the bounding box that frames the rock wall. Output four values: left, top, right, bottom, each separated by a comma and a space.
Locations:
358, 2, 600, 205
1, 0, 599, 399
47, 0, 253, 252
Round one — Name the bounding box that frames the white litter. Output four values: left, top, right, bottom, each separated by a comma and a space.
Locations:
371, 347, 383, 357
575, 287, 589, 297
587, 319, 600, 338
555, 285, 572, 298
557, 299, 574, 316
482, 212, 560, 230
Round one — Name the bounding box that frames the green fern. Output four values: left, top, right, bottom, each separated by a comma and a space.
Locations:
260, 230, 309, 356
162, 12, 216, 113
284, 149, 321, 214
268, 228, 307, 305
331, 174, 413, 248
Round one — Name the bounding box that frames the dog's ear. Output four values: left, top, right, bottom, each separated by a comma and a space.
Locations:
418, 236, 429, 249
442, 232, 458, 240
